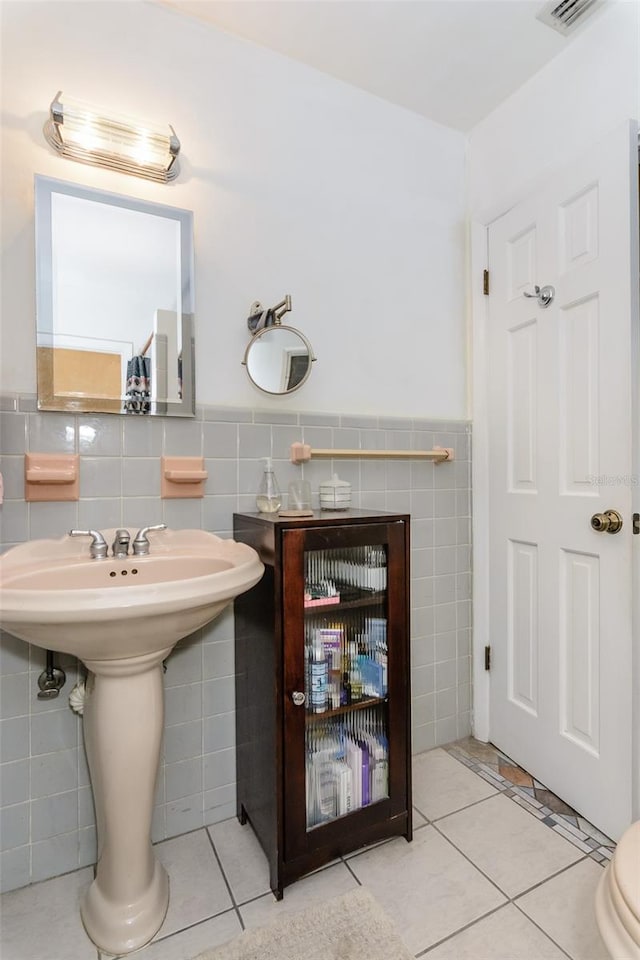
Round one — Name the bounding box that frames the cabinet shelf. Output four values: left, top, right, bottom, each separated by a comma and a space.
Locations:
304, 589, 386, 614
306, 696, 388, 721
233, 509, 412, 899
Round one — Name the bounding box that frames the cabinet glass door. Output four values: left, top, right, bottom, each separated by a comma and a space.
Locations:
303, 544, 390, 830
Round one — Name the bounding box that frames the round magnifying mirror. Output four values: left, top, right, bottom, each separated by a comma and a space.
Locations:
243, 325, 315, 395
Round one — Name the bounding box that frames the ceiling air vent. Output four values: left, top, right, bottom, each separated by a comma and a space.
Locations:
536, 0, 604, 35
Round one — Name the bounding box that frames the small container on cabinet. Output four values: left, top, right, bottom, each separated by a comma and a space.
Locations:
233, 509, 412, 898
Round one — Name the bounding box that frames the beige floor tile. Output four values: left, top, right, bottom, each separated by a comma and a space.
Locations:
517, 858, 611, 960
412, 748, 498, 820
426, 903, 567, 959
108, 911, 241, 960
347, 825, 506, 954
0, 867, 96, 960
239, 862, 359, 931
154, 830, 233, 939
208, 818, 271, 904
437, 793, 582, 897
413, 806, 429, 827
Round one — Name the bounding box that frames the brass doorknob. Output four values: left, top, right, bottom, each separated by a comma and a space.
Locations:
590, 510, 623, 534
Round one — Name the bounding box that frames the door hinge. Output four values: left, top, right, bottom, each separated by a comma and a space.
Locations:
483, 270, 490, 296
633, 513, 640, 535
484, 645, 491, 671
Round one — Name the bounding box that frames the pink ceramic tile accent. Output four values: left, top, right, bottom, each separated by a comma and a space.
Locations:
24, 453, 79, 502
161, 456, 208, 499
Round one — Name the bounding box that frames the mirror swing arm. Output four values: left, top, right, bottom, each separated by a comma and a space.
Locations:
242, 295, 316, 396
246, 295, 292, 333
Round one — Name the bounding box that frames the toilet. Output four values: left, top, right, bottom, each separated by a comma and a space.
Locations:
595, 821, 640, 960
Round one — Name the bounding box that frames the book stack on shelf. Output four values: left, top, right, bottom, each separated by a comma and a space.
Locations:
305, 709, 389, 829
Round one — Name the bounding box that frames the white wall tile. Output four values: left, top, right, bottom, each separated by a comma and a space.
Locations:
30, 832, 81, 883
28, 413, 76, 454
0, 674, 29, 719
163, 419, 203, 456
30, 710, 79, 757
0, 456, 25, 499
0, 502, 29, 543
165, 758, 203, 802
0, 760, 29, 807
0, 845, 30, 893
163, 720, 203, 764
30, 749, 78, 799
31, 791, 78, 841
204, 712, 235, 754
0, 717, 29, 763
0, 803, 29, 851
0, 413, 27, 454
204, 747, 236, 791
28, 502, 78, 540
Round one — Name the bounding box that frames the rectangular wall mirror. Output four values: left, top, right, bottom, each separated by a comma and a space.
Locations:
35, 176, 195, 417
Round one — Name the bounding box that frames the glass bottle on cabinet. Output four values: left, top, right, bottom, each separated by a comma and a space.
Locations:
233, 510, 411, 898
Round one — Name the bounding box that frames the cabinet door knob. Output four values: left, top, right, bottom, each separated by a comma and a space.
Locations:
291, 691, 306, 707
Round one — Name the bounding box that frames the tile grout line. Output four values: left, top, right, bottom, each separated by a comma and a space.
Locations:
204, 826, 246, 931
428, 790, 503, 824
139, 905, 240, 952
510, 900, 575, 960
511, 853, 592, 902
341, 856, 363, 887
413, 901, 508, 958
428, 818, 514, 902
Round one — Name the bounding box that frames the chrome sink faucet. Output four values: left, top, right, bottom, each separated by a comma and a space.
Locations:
132, 524, 167, 556
112, 529, 131, 559
69, 529, 109, 560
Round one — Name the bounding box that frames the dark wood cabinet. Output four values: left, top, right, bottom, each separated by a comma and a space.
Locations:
233, 509, 412, 898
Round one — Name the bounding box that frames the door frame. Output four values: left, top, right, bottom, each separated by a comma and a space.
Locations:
470, 123, 640, 819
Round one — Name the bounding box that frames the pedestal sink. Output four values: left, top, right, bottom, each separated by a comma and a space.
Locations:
0, 528, 263, 955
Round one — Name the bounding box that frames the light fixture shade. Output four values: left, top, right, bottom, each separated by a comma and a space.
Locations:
44, 92, 180, 183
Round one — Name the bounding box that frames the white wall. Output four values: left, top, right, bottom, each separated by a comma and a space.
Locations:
467, 1, 640, 222
0, 0, 467, 418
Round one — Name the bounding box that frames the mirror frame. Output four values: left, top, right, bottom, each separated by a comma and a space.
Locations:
34, 175, 196, 417
242, 324, 315, 395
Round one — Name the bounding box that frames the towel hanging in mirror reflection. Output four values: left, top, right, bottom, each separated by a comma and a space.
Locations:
124, 355, 151, 414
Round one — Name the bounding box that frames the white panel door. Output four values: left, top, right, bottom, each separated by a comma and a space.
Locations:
487, 123, 637, 840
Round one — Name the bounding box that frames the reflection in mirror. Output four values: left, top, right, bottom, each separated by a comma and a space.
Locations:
35, 176, 195, 416
243, 325, 315, 395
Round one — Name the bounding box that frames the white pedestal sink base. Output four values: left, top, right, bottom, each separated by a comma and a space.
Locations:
81, 648, 173, 955
0, 528, 264, 955
82, 858, 169, 955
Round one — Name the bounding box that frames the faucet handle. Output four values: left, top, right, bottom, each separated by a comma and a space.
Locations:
132, 523, 167, 557
69, 529, 108, 560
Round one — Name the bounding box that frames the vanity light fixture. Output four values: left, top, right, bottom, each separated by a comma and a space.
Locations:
43, 91, 180, 183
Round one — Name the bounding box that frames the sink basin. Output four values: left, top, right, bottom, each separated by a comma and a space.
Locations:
0, 528, 264, 661
0, 527, 263, 956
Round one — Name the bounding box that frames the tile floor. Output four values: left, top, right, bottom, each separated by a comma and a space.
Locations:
444, 738, 616, 864
0, 741, 614, 960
